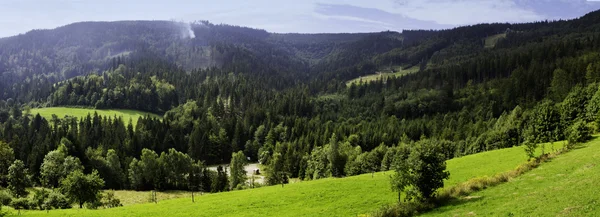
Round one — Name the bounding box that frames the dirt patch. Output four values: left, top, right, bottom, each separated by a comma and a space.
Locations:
463, 196, 482, 200
534, 176, 544, 180
559, 206, 581, 216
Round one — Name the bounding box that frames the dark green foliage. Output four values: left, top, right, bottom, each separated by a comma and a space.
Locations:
0, 191, 12, 206
229, 151, 247, 189
391, 140, 450, 202
328, 134, 346, 177
211, 166, 229, 193
0, 142, 14, 187
187, 161, 209, 193
266, 152, 288, 185
10, 197, 30, 211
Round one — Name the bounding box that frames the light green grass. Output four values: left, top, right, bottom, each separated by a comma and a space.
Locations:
6, 142, 555, 217
346, 66, 419, 87
29, 107, 161, 127
316, 94, 345, 101
484, 33, 507, 49
422, 138, 599, 217
111, 190, 191, 206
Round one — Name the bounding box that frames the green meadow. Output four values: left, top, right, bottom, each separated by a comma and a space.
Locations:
484, 33, 507, 49
29, 107, 161, 127
346, 66, 419, 87
5, 141, 565, 217
423, 138, 599, 217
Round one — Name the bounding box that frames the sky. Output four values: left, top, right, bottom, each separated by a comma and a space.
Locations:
1, 0, 600, 37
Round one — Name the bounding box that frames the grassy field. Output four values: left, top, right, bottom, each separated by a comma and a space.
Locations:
346, 66, 419, 87
5, 142, 560, 217
484, 33, 507, 49
29, 107, 161, 127
423, 138, 599, 217
111, 190, 191, 206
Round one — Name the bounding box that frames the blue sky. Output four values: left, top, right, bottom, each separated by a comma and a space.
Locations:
1, 0, 600, 37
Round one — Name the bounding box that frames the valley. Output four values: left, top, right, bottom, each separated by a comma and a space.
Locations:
1, 5, 600, 217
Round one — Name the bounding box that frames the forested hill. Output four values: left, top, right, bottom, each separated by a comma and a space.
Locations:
0, 20, 401, 102
1, 10, 600, 195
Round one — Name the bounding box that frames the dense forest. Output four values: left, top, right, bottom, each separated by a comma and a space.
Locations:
2, 9, 600, 209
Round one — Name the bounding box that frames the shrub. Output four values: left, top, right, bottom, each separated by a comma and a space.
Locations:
0, 191, 11, 206
44, 192, 71, 209
10, 197, 30, 210
85, 200, 103, 209
522, 141, 537, 160
101, 192, 122, 208
391, 140, 449, 202
373, 202, 434, 217
567, 120, 592, 147
30, 189, 49, 210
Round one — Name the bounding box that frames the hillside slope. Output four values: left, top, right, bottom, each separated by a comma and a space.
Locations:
8, 143, 560, 217
423, 137, 600, 216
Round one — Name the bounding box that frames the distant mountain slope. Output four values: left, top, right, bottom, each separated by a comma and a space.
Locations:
0, 20, 405, 102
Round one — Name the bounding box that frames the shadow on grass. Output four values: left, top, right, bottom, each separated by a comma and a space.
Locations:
437, 195, 485, 207
569, 143, 589, 150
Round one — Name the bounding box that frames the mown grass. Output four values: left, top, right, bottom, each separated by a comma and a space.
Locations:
423, 138, 599, 216
484, 33, 507, 49
29, 107, 161, 127
346, 66, 419, 87
5, 143, 552, 217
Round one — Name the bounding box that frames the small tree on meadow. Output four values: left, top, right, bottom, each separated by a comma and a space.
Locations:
60, 170, 105, 208
566, 119, 592, 148
229, 151, 248, 190
7, 160, 30, 198
328, 133, 346, 177
391, 140, 449, 202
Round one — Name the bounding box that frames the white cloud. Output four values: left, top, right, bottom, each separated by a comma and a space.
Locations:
392, 0, 545, 25
0, 0, 598, 37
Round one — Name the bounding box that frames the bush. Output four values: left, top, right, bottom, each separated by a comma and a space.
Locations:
522, 140, 538, 160
85, 200, 103, 209
0, 204, 8, 217
391, 140, 449, 202
101, 192, 122, 208
0, 191, 11, 206
373, 202, 434, 217
30, 189, 49, 210
10, 197, 30, 210
567, 120, 592, 148
44, 192, 71, 209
